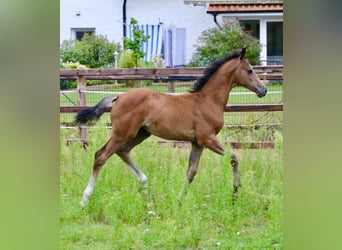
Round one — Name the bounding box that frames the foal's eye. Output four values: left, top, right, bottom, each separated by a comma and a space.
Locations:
247, 69, 253, 75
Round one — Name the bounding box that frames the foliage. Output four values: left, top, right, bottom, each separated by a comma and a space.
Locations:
115, 50, 143, 87
117, 50, 155, 87
152, 54, 166, 68
188, 22, 261, 67
60, 34, 121, 68
123, 18, 150, 67
117, 50, 144, 68
60, 61, 87, 69
60, 79, 76, 90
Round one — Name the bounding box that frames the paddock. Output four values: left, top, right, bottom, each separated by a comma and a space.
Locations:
59, 63, 283, 248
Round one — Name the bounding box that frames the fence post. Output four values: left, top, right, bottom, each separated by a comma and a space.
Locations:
167, 80, 175, 93
77, 75, 88, 148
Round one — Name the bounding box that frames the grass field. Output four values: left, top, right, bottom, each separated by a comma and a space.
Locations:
60, 127, 283, 249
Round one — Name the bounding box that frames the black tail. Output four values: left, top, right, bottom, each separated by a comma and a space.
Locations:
76, 96, 118, 124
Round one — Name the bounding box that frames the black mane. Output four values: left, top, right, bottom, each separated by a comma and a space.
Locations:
190, 51, 241, 93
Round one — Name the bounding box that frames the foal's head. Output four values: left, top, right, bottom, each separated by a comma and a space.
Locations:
232, 48, 267, 98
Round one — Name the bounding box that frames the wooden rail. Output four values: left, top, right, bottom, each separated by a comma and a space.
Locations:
60, 66, 283, 81
60, 104, 283, 113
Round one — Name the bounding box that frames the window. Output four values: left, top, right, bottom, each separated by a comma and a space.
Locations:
71, 28, 95, 41
239, 20, 260, 39
267, 22, 283, 64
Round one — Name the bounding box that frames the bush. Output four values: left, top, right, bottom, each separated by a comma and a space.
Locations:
60, 34, 121, 68
60, 61, 87, 69
118, 50, 144, 68
188, 22, 261, 66
117, 50, 144, 87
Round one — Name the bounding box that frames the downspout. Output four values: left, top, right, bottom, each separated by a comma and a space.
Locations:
212, 13, 222, 28
123, 0, 127, 39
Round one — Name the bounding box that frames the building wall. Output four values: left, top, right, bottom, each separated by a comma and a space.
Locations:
60, 0, 215, 64
60, 0, 122, 42
60, 0, 283, 65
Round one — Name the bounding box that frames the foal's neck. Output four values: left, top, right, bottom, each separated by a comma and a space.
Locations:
201, 60, 237, 109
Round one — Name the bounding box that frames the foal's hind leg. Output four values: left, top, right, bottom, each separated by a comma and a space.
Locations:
178, 142, 204, 201
80, 137, 120, 208
80, 129, 150, 208
116, 128, 151, 187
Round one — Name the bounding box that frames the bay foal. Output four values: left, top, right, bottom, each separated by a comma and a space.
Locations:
77, 48, 267, 208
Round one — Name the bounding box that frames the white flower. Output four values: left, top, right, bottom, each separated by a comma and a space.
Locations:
148, 210, 156, 216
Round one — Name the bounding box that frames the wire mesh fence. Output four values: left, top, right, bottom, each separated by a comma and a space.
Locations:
60, 79, 283, 127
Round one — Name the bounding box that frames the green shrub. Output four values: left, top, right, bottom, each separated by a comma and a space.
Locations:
61, 61, 87, 69
188, 22, 261, 66
117, 50, 144, 87
60, 34, 121, 68
60, 80, 76, 90
118, 50, 144, 68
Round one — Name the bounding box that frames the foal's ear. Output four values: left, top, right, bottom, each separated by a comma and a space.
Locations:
239, 47, 247, 60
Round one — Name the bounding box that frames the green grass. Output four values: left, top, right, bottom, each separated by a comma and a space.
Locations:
60, 128, 283, 249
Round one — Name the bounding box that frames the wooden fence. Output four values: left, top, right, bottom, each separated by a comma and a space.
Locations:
60, 66, 283, 148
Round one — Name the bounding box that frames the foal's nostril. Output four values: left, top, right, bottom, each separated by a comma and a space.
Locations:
257, 86, 267, 98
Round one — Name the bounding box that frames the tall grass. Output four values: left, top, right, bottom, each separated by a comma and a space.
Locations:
60, 128, 283, 249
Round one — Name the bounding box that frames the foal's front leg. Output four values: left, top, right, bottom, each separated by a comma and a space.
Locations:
178, 142, 204, 201
203, 134, 225, 155
230, 152, 241, 203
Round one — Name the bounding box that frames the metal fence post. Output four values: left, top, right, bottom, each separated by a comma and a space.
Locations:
77, 75, 88, 148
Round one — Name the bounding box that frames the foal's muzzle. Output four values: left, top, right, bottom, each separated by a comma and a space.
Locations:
256, 85, 267, 98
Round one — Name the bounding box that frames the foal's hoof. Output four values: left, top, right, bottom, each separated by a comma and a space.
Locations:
232, 186, 240, 205
140, 188, 149, 196
141, 180, 148, 189
80, 200, 87, 208
138, 181, 149, 196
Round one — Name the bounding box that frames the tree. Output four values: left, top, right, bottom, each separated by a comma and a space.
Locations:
188, 22, 261, 66
60, 34, 121, 68
123, 18, 150, 67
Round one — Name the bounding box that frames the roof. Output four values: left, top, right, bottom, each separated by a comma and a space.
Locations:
185, 0, 283, 5
184, 0, 283, 4
207, 3, 283, 13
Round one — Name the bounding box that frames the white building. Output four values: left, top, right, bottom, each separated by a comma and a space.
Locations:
60, 0, 283, 66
